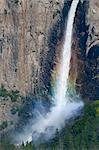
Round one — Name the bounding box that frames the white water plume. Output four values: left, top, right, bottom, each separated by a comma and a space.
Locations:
54, 0, 80, 105
13, 0, 84, 145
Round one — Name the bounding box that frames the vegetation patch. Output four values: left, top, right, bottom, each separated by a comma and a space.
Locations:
11, 106, 19, 115
0, 121, 8, 131
8, 90, 20, 102
0, 85, 20, 102
0, 85, 8, 98
0, 100, 99, 150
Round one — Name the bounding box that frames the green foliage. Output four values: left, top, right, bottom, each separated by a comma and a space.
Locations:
0, 85, 8, 98
0, 85, 20, 102
19, 142, 36, 150
0, 121, 8, 130
0, 139, 16, 150
96, 107, 99, 116
9, 90, 20, 102
93, 100, 99, 116
11, 106, 19, 115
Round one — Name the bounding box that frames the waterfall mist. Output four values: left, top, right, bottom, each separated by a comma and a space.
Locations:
12, 0, 84, 145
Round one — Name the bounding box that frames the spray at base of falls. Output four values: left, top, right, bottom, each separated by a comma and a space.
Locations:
13, 0, 84, 145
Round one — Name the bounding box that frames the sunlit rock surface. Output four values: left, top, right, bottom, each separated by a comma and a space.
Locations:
0, 0, 64, 96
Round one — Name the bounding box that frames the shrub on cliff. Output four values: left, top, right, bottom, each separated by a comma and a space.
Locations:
0, 85, 20, 102
0, 85, 8, 98
0, 121, 8, 131
11, 106, 19, 115
8, 90, 20, 102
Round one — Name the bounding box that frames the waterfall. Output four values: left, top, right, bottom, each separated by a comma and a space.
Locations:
54, 0, 80, 106
13, 0, 84, 145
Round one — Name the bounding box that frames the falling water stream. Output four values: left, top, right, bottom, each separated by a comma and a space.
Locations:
13, 0, 84, 145
54, 0, 80, 105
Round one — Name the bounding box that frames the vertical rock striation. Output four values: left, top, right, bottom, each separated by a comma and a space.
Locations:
74, 0, 99, 100
0, 0, 64, 96
84, 0, 99, 100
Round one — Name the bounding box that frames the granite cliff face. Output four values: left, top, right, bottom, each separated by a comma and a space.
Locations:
75, 0, 99, 100
85, 0, 99, 100
64, 0, 99, 101
0, 0, 65, 96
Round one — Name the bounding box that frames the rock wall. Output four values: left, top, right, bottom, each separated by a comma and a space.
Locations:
0, 0, 65, 96
84, 0, 99, 100
87, 0, 99, 52
75, 0, 99, 100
